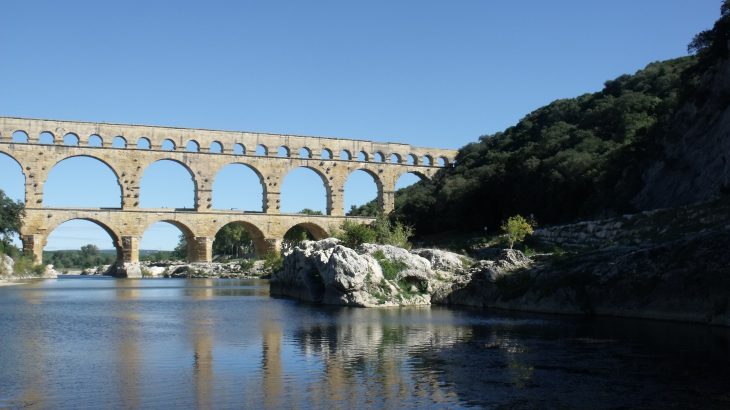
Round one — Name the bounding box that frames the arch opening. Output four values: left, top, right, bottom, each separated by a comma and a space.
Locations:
0, 151, 25, 204
406, 154, 417, 165
137, 138, 151, 150
88, 134, 103, 147
339, 150, 351, 160
422, 155, 433, 166
256, 144, 267, 156
321, 148, 332, 160
63, 133, 79, 146
390, 153, 402, 164
140, 221, 194, 262
233, 143, 245, 155
283, 222, 328, 250
299, 147, 312, 159
11, 131, 28, 143
280, 167, 329, 215
44, 156, 121, 208
43, 219, 120, 272
39, 132, 54, 145
395, 171, 426, 190
112, 136, 127, 148
357, 151, 368, 161
373, 152, 384, 162
213, 221, 266, 259
437, 157, 447, 167
161, 139, 176, 151
345, 169, 381, 216
186, 140, 200, 152
212, 163, 265, 211
277, 146, 290, 157
139, 160, 196, 209
210, 141, 223, 154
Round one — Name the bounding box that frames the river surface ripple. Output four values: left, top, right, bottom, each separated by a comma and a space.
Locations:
0, 278, 728, 409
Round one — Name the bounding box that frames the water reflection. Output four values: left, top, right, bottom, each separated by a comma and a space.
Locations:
0, 279, 729, 409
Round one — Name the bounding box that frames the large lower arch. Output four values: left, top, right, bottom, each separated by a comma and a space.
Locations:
212, 221, 268, 258
344, 169, 383, 216
0, 151, 25, 203
395, 171, 427, 190
42, 218, 122, 269
43, 156, 122, 208
139, 159, 197, 209
283, 222, 329, 242
212, 163, 266, 211
140, 220, 197, 261
280, 167, 330, 215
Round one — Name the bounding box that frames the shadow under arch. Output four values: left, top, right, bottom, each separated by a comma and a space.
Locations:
212, 220, 268, 258
0, 149, 27, 202
212, 162, 267, 211
44, 217, 123, 263
280, 166, 332, 215
283, 221, 329, 241
43, 155, 123, 208
139, 158, 198, 209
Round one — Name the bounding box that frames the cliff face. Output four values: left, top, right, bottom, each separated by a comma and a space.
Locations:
634, 54, 730, 209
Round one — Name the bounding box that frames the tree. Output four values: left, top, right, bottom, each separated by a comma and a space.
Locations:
213, 223, 253, 258
0, 189, 24, 252
501, 215, 534, 249
171, 234, 187, 260
299, 208, 323, 215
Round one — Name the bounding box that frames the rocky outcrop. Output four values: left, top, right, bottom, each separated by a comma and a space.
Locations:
270, 239, 523, 307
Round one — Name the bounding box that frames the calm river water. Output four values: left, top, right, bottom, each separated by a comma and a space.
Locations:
0, 278, 729, 409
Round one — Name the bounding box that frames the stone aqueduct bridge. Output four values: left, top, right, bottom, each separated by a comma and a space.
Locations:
0, 117, 457, 269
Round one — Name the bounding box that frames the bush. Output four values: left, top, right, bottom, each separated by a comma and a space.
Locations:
336, 220, 377, 248
238, 258, 255, 272
501, 215, 534, 249
13, 255, 45, 276
372, 250, 408, 281
373, 214, 414, 249
263, 252, 283, 273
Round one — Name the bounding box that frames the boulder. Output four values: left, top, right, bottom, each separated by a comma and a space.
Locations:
412, 248, 468, 272
0, 254, 13, 276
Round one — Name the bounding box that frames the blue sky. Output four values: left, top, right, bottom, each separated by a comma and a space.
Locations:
0, 0, 721, 251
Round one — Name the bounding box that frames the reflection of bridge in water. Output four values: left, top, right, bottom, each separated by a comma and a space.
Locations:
0, 117, 457, 275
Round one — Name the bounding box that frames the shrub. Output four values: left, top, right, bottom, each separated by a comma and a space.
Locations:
373, 214, 414, 249
336, 220, 376, 248
501, 215, 534, 249
372, 250, 408, 281
263, 252, 283, 273
238, 258, 255, 272
13, 256, 45, 276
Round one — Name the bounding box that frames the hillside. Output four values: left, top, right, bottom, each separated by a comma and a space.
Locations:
374, 3, 730, 236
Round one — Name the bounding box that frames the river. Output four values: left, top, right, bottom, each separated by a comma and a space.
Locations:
0, 277, 728, 409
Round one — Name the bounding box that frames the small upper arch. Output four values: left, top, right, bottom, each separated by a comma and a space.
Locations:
210, 141, 223, 154
161, 139, 176, 151
11, 130, 29, 143
63, 133, 79, 146
87, 134, 103, 147
339, 149, 352, 160
299, 147, 312, 159
39, 131, 55, 145
112, 136, 127, 148
137, 137, 152, 149
321, 148, 333, 159
186, 140, 200, 152
277, 145, 290, 157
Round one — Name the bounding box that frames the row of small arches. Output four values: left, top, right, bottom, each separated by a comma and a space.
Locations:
8, 130, 449, 167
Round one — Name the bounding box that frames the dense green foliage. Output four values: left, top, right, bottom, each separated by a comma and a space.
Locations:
335, 214, 414, 248
501, 215, 534, 249
0, 190, 23, 251
43, 244, 116, 269
213, 223, 254, 258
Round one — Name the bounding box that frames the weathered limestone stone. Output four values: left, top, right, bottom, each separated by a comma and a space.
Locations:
0, 117, 457, 274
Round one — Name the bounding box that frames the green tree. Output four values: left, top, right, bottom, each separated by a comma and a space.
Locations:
501, 215, 534, 249
298, 208, 323, 215
213, 223, 253, 258
171, 234, 187, 260
0, 190, 24, 252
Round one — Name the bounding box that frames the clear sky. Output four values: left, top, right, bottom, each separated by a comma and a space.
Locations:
0, 0, 721, 251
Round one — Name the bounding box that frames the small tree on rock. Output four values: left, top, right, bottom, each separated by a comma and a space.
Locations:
501, 215, 534, 249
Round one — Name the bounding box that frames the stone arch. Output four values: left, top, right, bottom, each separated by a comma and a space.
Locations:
39, 131, 55, 145
44, 217, 123, 264
212, 220, 268, 258
88, 134, 103, 147
395, 170, 428, 190
43, 155, 123, 208
186, 140, 200, 152
344, 168, 383, 215
357, 151, 369, 161
390, 153, 402, 164
139, 159, 197, 209
437, 156, 448, 167
233, 143, 245, 155
277, 146, 290, 157
63, 133, 79, 146
299, 147, 312, 159
211, 163, 266, 211
0, 150, 26, 203
161, 139, 176, 151
339, 149, 352, 160
406, 154, 417, 165
422, 155, 433, 166
210, 141, 223, 154
282, 221, 329, 249
11, 130, 29, 143
137, 137, 151, 149
112, 136, 127, 148
140, 219, 196, 262
373, 152, 384, 162
256, 144, 268, 156
283, 221, 328, 240
280, 166, 331, 215
321, 148, 333, 159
